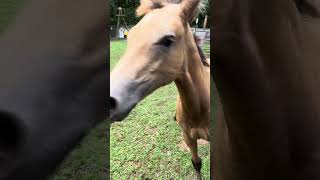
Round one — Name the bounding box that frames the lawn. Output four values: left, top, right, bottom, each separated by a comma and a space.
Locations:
50, 122, 108, 180
110, 40, 210, 179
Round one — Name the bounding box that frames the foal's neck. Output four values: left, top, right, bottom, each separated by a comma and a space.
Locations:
174, 36, 209, 118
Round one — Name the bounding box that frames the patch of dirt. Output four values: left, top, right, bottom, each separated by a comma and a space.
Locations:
184, 174, 198, 180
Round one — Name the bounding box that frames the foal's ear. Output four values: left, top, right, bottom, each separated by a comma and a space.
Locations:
136, 0, 164, 16
136, 0, 154, 16
180, 0, 202, 22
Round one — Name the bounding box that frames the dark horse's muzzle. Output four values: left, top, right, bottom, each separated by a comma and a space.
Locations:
0, 0, 108, 178
0, 50, 107, 179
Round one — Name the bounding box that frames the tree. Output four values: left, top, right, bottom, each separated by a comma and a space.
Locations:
110, 0, 141, 25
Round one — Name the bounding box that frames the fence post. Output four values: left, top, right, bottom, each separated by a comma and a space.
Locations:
203, 15, 208, 28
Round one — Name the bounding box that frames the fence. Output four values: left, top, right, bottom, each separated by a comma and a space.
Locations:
192, 28, 210, 58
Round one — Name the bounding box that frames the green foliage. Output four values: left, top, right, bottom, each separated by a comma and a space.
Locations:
110, 40, 210, 179
110, 0, 141, 26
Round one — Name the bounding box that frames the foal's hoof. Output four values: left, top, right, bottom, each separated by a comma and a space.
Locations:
192, 159, 202, 179
191, 158, 202, 172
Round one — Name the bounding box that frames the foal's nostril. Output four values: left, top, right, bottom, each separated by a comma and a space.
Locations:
110, 97, 117, 111
0, 111, 22, 153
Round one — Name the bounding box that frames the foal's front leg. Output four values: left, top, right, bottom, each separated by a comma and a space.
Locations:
183, 132, 202, 179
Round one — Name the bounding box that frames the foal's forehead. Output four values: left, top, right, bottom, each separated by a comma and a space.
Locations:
129, 5, 183, 40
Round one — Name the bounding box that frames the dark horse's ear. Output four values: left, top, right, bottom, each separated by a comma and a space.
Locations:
180, 0, 202, 22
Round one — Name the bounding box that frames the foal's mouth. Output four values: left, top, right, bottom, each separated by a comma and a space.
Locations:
109, 97, 137, 122
110, 78, 152, 122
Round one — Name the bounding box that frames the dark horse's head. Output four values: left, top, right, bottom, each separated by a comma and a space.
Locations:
0, 0, 107, 179
213, 0, 320, 179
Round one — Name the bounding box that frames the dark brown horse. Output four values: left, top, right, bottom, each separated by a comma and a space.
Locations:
0, 0, 107, 179
212, 0, 320, 179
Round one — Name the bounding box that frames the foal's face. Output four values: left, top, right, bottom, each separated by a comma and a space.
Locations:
110, 0, 200, 122
124, 4, 186, 86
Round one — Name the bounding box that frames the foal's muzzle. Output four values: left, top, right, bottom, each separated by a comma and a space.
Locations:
110, 80, 141, 122
109, 89, 138, 122
109, 96, 136, 122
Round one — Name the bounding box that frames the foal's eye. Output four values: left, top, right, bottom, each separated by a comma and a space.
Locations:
156, 35, 176, 47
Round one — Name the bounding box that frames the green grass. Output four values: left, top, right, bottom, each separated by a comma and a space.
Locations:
203, 41, 210, 58
111, 40, 210, 179
50, 122, 108, 180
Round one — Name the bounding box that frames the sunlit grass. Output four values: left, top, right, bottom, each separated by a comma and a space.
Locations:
51, 122, 108, 180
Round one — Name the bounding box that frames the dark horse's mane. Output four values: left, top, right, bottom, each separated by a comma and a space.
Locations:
193, 34, 210, 67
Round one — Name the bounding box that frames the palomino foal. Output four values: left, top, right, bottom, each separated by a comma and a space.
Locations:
110, 0, 210, 178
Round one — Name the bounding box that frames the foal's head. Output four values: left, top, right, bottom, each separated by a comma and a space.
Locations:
110, 0, 205, 122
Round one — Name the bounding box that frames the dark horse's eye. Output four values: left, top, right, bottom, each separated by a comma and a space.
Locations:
156, 35, 176, 47
294, 0, 320, 17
